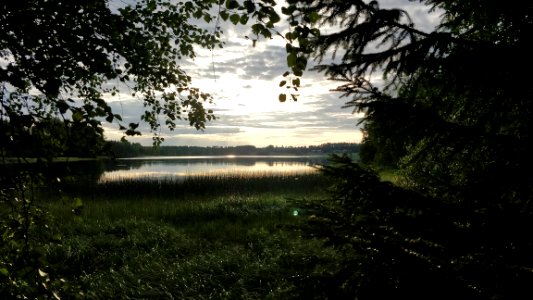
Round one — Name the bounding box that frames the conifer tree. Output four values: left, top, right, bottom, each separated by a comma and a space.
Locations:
279, 1, 533, 298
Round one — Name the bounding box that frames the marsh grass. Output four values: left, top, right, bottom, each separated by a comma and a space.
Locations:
95, 172, 324, 197
40, 172, 339, 299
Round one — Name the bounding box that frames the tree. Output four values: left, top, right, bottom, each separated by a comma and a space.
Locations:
0, 0, 228, 297
0, 1, 290, 297
0, 0, 223, 153
277, 0, 533, 299
6, 0, 531, 298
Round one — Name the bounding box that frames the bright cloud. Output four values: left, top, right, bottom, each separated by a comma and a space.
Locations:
102, 0, 439, 147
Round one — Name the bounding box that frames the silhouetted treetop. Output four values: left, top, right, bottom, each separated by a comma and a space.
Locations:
1, 0, 223, 149
273, 1, 533, 299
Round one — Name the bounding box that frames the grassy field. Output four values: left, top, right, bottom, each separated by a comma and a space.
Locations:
37, 172, 340, 299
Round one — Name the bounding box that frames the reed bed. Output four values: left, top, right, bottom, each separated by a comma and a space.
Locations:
39, 171, 338, 299
60, 171, 331, 200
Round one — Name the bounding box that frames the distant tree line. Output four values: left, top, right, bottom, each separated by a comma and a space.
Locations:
107, 140, 360, 158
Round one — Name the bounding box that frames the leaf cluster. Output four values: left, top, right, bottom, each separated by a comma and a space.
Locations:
0, 171, 74, 299
0, 0, 221, 146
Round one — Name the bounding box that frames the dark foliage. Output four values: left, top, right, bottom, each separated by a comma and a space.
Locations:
279, 0, 533, 299
295, 155, 533, 299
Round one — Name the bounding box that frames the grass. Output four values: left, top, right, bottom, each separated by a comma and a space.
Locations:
37, 172, 340, 299
59, 171, 327, 199
377, 167, 404, 185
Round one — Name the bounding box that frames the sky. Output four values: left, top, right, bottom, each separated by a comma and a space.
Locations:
102, 0, 441, 147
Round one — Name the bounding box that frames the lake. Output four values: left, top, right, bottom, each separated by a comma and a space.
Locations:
99, 155, 327, 182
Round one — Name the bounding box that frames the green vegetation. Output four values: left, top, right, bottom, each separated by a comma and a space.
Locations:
3, 0, 533, 299
0, 0, 226, 147
33, 172, 339, 299
62, 171, 329, 199
376, 168, 403, 185
282, 1, 533, 299
1, 1, 236, 295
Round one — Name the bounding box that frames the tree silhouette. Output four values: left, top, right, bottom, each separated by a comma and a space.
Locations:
0, 1, 227, 297
278, 0, 533, 299
0, 0, 223, 151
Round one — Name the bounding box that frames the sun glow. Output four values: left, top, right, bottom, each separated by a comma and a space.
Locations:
102, 26, 365, 147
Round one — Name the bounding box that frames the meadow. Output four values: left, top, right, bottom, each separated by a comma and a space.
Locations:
39, 172, 341, 299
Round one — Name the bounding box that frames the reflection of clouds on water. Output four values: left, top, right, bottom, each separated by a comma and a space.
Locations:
99, 156, 321, 183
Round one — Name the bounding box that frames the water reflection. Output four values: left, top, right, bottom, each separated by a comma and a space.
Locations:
100, 155, 325, 182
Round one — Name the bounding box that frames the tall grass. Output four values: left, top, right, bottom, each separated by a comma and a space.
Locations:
40, 172, 340, 299
60, 171, 330, 199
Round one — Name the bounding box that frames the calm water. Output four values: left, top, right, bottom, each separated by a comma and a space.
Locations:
100, 155, 326, 182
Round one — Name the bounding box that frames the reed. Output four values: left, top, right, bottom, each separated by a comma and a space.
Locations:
39, 171, 338, 299
59, 171, 331, 200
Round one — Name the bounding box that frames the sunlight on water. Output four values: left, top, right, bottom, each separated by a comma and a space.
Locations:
98, 156, 323, 183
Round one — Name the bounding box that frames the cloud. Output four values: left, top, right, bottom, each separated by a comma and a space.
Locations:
379, 0, 442, 32
101, 0, 438, 147
190, 44, 289, 81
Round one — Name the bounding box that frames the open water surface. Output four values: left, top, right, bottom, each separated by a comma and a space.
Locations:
99, 155, 326, 182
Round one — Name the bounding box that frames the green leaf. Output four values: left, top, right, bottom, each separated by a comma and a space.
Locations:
72, 197, 83, 215
230, 14, 240, 25
147, 0, 156, 11
279, 94, 287, 102
287, 53, 297, 67
72, 110, 84, 122
269, 12, 281, 24
293, 69, 303, 77
279, 80, 287, 87
244, 0, 255, 13
240, 14, 249, 25
226, 0, 239, 10
193, 10, 203, 19
252, 23, 264, 35
308, 11, 320, 23
285, 32, 294, 40
72, 197, 83, 209
292, 78, 300, 87
286, 43, 293, 51
261, 28, 272, 39
220, 10, 229, 21
281, 6, 295, 16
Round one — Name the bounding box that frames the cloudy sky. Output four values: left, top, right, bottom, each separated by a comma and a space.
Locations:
103, 0, 441, 147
